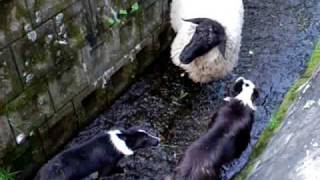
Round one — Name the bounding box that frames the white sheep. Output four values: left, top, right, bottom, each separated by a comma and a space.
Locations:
170, 0, 244, 83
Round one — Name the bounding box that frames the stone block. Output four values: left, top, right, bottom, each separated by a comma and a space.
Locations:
88, 0, 118, 41
48, 61, 89, 110
25, 0, 77, 25
72, 97, 89, 128
0, 48, 23, 108
0, 0, 31, 48
153, 23, 174, 52
50, 11, 89, 71
162, 0, 171, 23
81, 31, 120, 82
119, 17, 141, 53
38, 103, 78, 157
79, 86, 109, 120
11, 20, 56, 86
141, 0, 162, 35
139, 0, 158, 9
0, 114, 15, 163
135, 36, 156, 74
63, 12, 88, 49
114, 0, 137, 9
6, 83, 54, 136
104, 57, 139, 103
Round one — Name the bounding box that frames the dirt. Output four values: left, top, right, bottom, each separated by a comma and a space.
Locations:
64, 0, 320, 179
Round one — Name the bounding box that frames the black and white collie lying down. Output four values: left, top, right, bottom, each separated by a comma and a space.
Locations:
34, 127, 160, 180
167, 77, 259, 180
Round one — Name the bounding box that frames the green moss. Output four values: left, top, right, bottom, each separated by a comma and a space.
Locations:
2, 130, 45, 174
27, 43, 50, 64
0, 1, 26, 32
0, 168, 16, 180
67, 22, 86, 49
1, 81, 47, 114
236, 40, 320, 180
33, 0, 46, 12
15, 3, 30, 21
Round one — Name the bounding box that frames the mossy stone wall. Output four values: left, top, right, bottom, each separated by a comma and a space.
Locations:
0, 0, 173, 178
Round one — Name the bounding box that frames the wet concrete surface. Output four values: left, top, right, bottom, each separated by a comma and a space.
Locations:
64, 0, 320, 179
249, 68, 320, 180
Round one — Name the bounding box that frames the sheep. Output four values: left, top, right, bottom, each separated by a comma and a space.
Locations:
34, 127, 160, 180
170, 0, 244, 83
166, 77, 259, 180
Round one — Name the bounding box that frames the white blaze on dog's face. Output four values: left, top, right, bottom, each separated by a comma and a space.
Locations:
233, 77, 259, 110
108, 128, 160, 156
108, 130, 134, 156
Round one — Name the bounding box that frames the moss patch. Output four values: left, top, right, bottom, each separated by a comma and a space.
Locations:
66, 21, 86, 49
236, 40, 320, 180
0, 168, 16, 180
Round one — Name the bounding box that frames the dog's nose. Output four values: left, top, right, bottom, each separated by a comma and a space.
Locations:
153, 137, 160, 146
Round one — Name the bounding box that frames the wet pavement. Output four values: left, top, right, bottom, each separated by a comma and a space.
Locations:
249, 68, 320, 180
64, 0, 320, 179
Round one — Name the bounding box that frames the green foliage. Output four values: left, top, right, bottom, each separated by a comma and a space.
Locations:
0, 168, 16, 180
130, 2, 140, 13
106, 17, 116, 27
104, 2, 140, 29
119, 9, 128, 18
236, 40, 320, 180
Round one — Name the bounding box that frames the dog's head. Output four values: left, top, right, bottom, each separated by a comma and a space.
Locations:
232, 77, 259, 102
118, 127, 160, 151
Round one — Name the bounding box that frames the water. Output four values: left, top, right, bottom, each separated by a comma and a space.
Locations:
64, 0, 320, 179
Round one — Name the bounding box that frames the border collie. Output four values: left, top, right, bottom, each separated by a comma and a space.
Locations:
34, 127, 160, 180
167, 77, 259, 180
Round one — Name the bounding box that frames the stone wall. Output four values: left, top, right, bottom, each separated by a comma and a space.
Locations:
0, 0, 172, 178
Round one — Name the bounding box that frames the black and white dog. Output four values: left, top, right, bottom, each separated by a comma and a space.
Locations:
167, 77, 259, 180
34, 127, 160, 180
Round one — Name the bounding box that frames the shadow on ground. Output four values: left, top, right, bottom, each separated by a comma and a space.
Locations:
64, 0, 320, 179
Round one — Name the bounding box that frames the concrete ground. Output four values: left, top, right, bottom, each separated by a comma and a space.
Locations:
249, 67, 320, 180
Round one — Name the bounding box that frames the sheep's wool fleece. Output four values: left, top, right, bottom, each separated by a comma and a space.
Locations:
170, 0, 244, 83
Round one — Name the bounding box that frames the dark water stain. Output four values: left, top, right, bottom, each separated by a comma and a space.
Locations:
63, 0, 320, 179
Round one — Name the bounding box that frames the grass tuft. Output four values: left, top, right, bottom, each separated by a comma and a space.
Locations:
0, 168, 16, 180
235, 40, 320, 180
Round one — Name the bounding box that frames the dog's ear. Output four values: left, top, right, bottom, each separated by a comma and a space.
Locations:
232, 78, 244, 96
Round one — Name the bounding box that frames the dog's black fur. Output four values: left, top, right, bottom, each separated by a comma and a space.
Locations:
167, 78, 258, 180
34, 127, 159, 180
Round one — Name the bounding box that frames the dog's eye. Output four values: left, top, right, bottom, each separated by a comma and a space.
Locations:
245, 83, 249, 87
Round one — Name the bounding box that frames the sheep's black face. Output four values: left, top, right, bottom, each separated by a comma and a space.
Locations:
121, 128, 160, 150
180, 18, 226, 64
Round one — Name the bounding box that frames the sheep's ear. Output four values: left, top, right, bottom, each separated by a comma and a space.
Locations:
182, 18, 207, 25
218, 40, 226, 58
